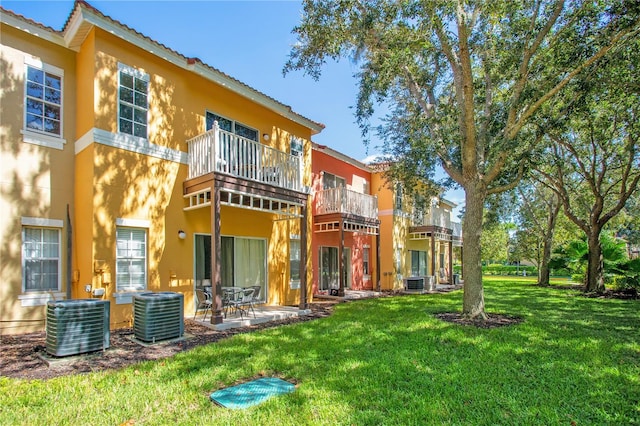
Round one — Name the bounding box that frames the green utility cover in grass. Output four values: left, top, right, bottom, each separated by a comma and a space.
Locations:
210, 377, 296, 409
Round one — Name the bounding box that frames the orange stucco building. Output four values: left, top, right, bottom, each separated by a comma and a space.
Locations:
311, 144, 380, 295
0, 2, 323, 334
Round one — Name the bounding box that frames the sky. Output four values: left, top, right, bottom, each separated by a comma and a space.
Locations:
3, 0, 465, 213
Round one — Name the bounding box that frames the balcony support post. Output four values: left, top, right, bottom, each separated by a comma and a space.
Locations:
431, 233, 437, 280
376, 232, 381, 292
448, 240, 453, 285
338, 218, 345, 297
210, 185, 224, 324
299, 204, 308, 310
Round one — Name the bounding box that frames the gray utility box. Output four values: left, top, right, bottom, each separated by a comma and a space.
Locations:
133, 292, 184, 343
46, 299, 110, 357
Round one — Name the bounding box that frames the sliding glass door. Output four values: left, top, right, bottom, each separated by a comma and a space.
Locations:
194, 235, 266, 302
319, 246, 338, 291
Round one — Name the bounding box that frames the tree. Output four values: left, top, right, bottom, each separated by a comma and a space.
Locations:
534, 38, 640, 292
480, 222, 510, 265
514, 180, 561, 286
285, 0, 640, 318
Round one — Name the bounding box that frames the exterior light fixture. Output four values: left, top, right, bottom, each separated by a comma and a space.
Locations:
262, 133, 270, 141
178, 230, 186, 240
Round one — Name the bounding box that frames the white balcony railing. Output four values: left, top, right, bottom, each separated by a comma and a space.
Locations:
315, 187, 378, 220
187, 122, 302, 192
413, 205, 452, 229
452, 222, 462, 238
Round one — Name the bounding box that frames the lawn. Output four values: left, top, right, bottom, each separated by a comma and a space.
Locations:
1, 278, 638, 425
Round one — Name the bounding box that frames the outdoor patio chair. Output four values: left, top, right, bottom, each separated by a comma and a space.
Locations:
239, 287, 257, 318
250, 285, 261, 306
194, 289, 213, 321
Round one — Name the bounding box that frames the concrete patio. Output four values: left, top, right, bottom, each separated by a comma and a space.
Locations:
193, 305, 312, 331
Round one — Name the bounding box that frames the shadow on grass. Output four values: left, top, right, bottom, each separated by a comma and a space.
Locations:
103, 281, 639, 424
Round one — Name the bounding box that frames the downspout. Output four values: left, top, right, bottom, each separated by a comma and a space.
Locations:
66, 204, 72, 300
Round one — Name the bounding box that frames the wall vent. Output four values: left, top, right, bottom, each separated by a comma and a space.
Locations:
46, 299, 110, 357
133, 292, 184, 343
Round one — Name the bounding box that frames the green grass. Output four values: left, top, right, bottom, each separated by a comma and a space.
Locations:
1, 278, 639, 425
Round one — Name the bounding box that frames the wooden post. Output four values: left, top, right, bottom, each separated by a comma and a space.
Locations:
431, 233, 436, 281
448, 240, 453, 284
338, 217, 345, 297
376, 231, 381, 292
299, 204, 308, 310
210, 186, 224, 324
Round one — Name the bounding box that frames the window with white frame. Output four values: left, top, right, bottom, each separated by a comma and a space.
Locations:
205, 112, 258, 141
24, 61, 63, 138
363, 247, 370, 276
116, 227, 147, 291
410, 250, 427, 277
290, 238, 301, 287
394, 183, 403, 211
290, 137, 303, 157
118, 64, 149, 139
322, 172, 346, 189
23, 227, 61, 292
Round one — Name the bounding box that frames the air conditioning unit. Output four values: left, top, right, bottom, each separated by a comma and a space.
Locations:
133, 292, 184, 343
403, 277, 425, 291
46, 299, 110, 357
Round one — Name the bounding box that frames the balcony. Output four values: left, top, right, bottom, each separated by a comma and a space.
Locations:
412, 205, 452, 229
452, 221, 463, 246
187, 126, 302, 192
315, 187, 378, 221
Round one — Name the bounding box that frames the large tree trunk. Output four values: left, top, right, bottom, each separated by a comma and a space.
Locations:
538, 198, 560, 287
462, 185, 486, 319
538, 236, 553, 287
585, 230, 605, 293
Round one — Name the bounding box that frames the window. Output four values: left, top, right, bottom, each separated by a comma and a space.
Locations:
322, 172, 346, 189
118, 64, 148, 139
290, 137, 303, 157
290, 239, 301, 287
23, 227, 60, 292
206, 112, 258, 142
411, 250, 427, 277
413, 196, 425, 225
363, 247, 370, 276
394, 183, 403, 211
116, 227, 147, 291
24, 62, 62, 138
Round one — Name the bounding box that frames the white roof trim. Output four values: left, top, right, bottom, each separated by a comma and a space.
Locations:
0, 10, 65, 46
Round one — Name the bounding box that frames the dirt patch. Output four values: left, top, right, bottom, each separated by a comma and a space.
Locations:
0, 302, 336, 381
435, 312, 524, 328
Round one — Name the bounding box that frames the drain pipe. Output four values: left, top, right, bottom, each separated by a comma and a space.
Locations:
66, 204, 72, 300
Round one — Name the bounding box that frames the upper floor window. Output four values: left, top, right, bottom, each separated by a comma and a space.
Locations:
118, 64, 148, 139
322, 172, 346, 189
22, 227, 61, 292
394, 183, 403, 211
206, 112, 258, 142
413, 196, 425, 225
290, 137, 303, 157
24, 61, 63, 138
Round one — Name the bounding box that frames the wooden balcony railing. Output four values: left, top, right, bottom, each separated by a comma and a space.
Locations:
187, 122, 302, 192
315, 187, 378, 220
